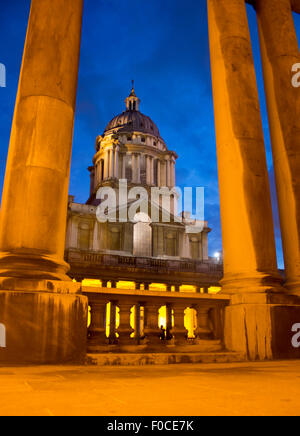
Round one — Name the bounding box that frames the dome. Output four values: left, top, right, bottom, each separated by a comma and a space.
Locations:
104, 83, 162, 138
104, 110, 161, 138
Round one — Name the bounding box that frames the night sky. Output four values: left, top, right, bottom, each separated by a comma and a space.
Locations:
1, 0, 300, 268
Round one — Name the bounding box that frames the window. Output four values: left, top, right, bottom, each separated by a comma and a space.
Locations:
141, 137, 146, 143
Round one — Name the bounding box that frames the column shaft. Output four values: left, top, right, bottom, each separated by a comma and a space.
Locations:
104, 150, 109, 179
109, 149, 114, 179
207, 0, 282, 293
114, 147, 119, 179
256, 0, 300, 293
122, 153, 126, 179
157, 160, 161, 187
0, 0, 84, 281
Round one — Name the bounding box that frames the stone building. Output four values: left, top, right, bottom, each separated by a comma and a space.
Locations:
64, 85, 222, 293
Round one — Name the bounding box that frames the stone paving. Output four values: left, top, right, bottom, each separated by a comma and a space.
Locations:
0, 361, 300, 416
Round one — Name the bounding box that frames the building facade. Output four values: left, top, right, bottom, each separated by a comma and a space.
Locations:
65, 86, 222, 293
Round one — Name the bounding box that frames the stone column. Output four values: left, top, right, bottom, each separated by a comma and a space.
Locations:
166, 159, 171, 188
122, 153, 126, 179
207, 0, 286, 361
150, 157, 154, 185
88, 301, 108, 349
136, 153, 141, 183
256, 0, 300, 294
109, 149, 114, 179
172, 305, 188, 345
117, 302, 134, 345
0, 0, 84, 281
132, 153, 137, 183
134, 304, 141, 342
0, 0, 88, 365
146, 155, 151, 185
144, 303, 161, 346
114, 146, 119, 179
194, 306, 213, 340
171, 160, 176, 187
104, 150, 109, 179
157, 160, 161, 187
109, 302, 117, 344
93, 221, 100, 251
207, 0, 281, 294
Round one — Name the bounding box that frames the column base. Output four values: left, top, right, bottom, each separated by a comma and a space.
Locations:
0, 251, 71, 282
284, 278, 300, 296
224, 293, 300, 360
0, 283, 88, 364
220, 271, 284, 295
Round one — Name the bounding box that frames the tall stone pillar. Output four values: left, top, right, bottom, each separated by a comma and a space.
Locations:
146, 155, 151, 185
171, 160, 176, 188
256, 0, 300, 294
207, 0, 287, 360
109, 149, 114, 179
104, 150, 109, 179
208, 0, 281, 293
0, 0, 84, 281
122, 153, 126, 179
157, 160, 161, 187
114, 146, 119, 179
150, 157, 154, 185
0, 0, 88, 364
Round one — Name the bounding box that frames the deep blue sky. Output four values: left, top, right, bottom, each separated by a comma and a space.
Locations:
1, 1, 300, 268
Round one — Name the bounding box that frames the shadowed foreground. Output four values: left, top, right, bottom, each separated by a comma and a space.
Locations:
0, 361, 300, 416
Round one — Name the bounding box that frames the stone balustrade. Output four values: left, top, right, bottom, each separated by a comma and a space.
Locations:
83, 286, 229, 353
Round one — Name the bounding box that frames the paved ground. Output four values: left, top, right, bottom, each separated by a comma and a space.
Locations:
0, 361, 300, 416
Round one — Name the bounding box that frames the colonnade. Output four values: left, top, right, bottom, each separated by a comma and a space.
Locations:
94, 149, 176, 188
87, 297, 224, 348
0, 0, 299, 362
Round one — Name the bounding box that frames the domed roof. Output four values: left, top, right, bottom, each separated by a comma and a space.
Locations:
104, 83, 161, 138
104, 110, 161, 137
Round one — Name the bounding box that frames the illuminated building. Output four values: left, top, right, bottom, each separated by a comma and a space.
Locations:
65, 85, 222, 292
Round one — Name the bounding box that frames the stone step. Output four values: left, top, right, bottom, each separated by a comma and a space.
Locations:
86, 351, 246, 366
88, 340, 224, 354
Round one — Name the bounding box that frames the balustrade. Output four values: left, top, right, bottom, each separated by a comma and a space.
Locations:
86, 287, 229, 353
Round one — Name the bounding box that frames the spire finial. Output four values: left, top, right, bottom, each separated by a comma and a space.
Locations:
125, 80, 140, 111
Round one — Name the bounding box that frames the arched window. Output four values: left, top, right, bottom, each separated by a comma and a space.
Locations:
133, 213, 152, 257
